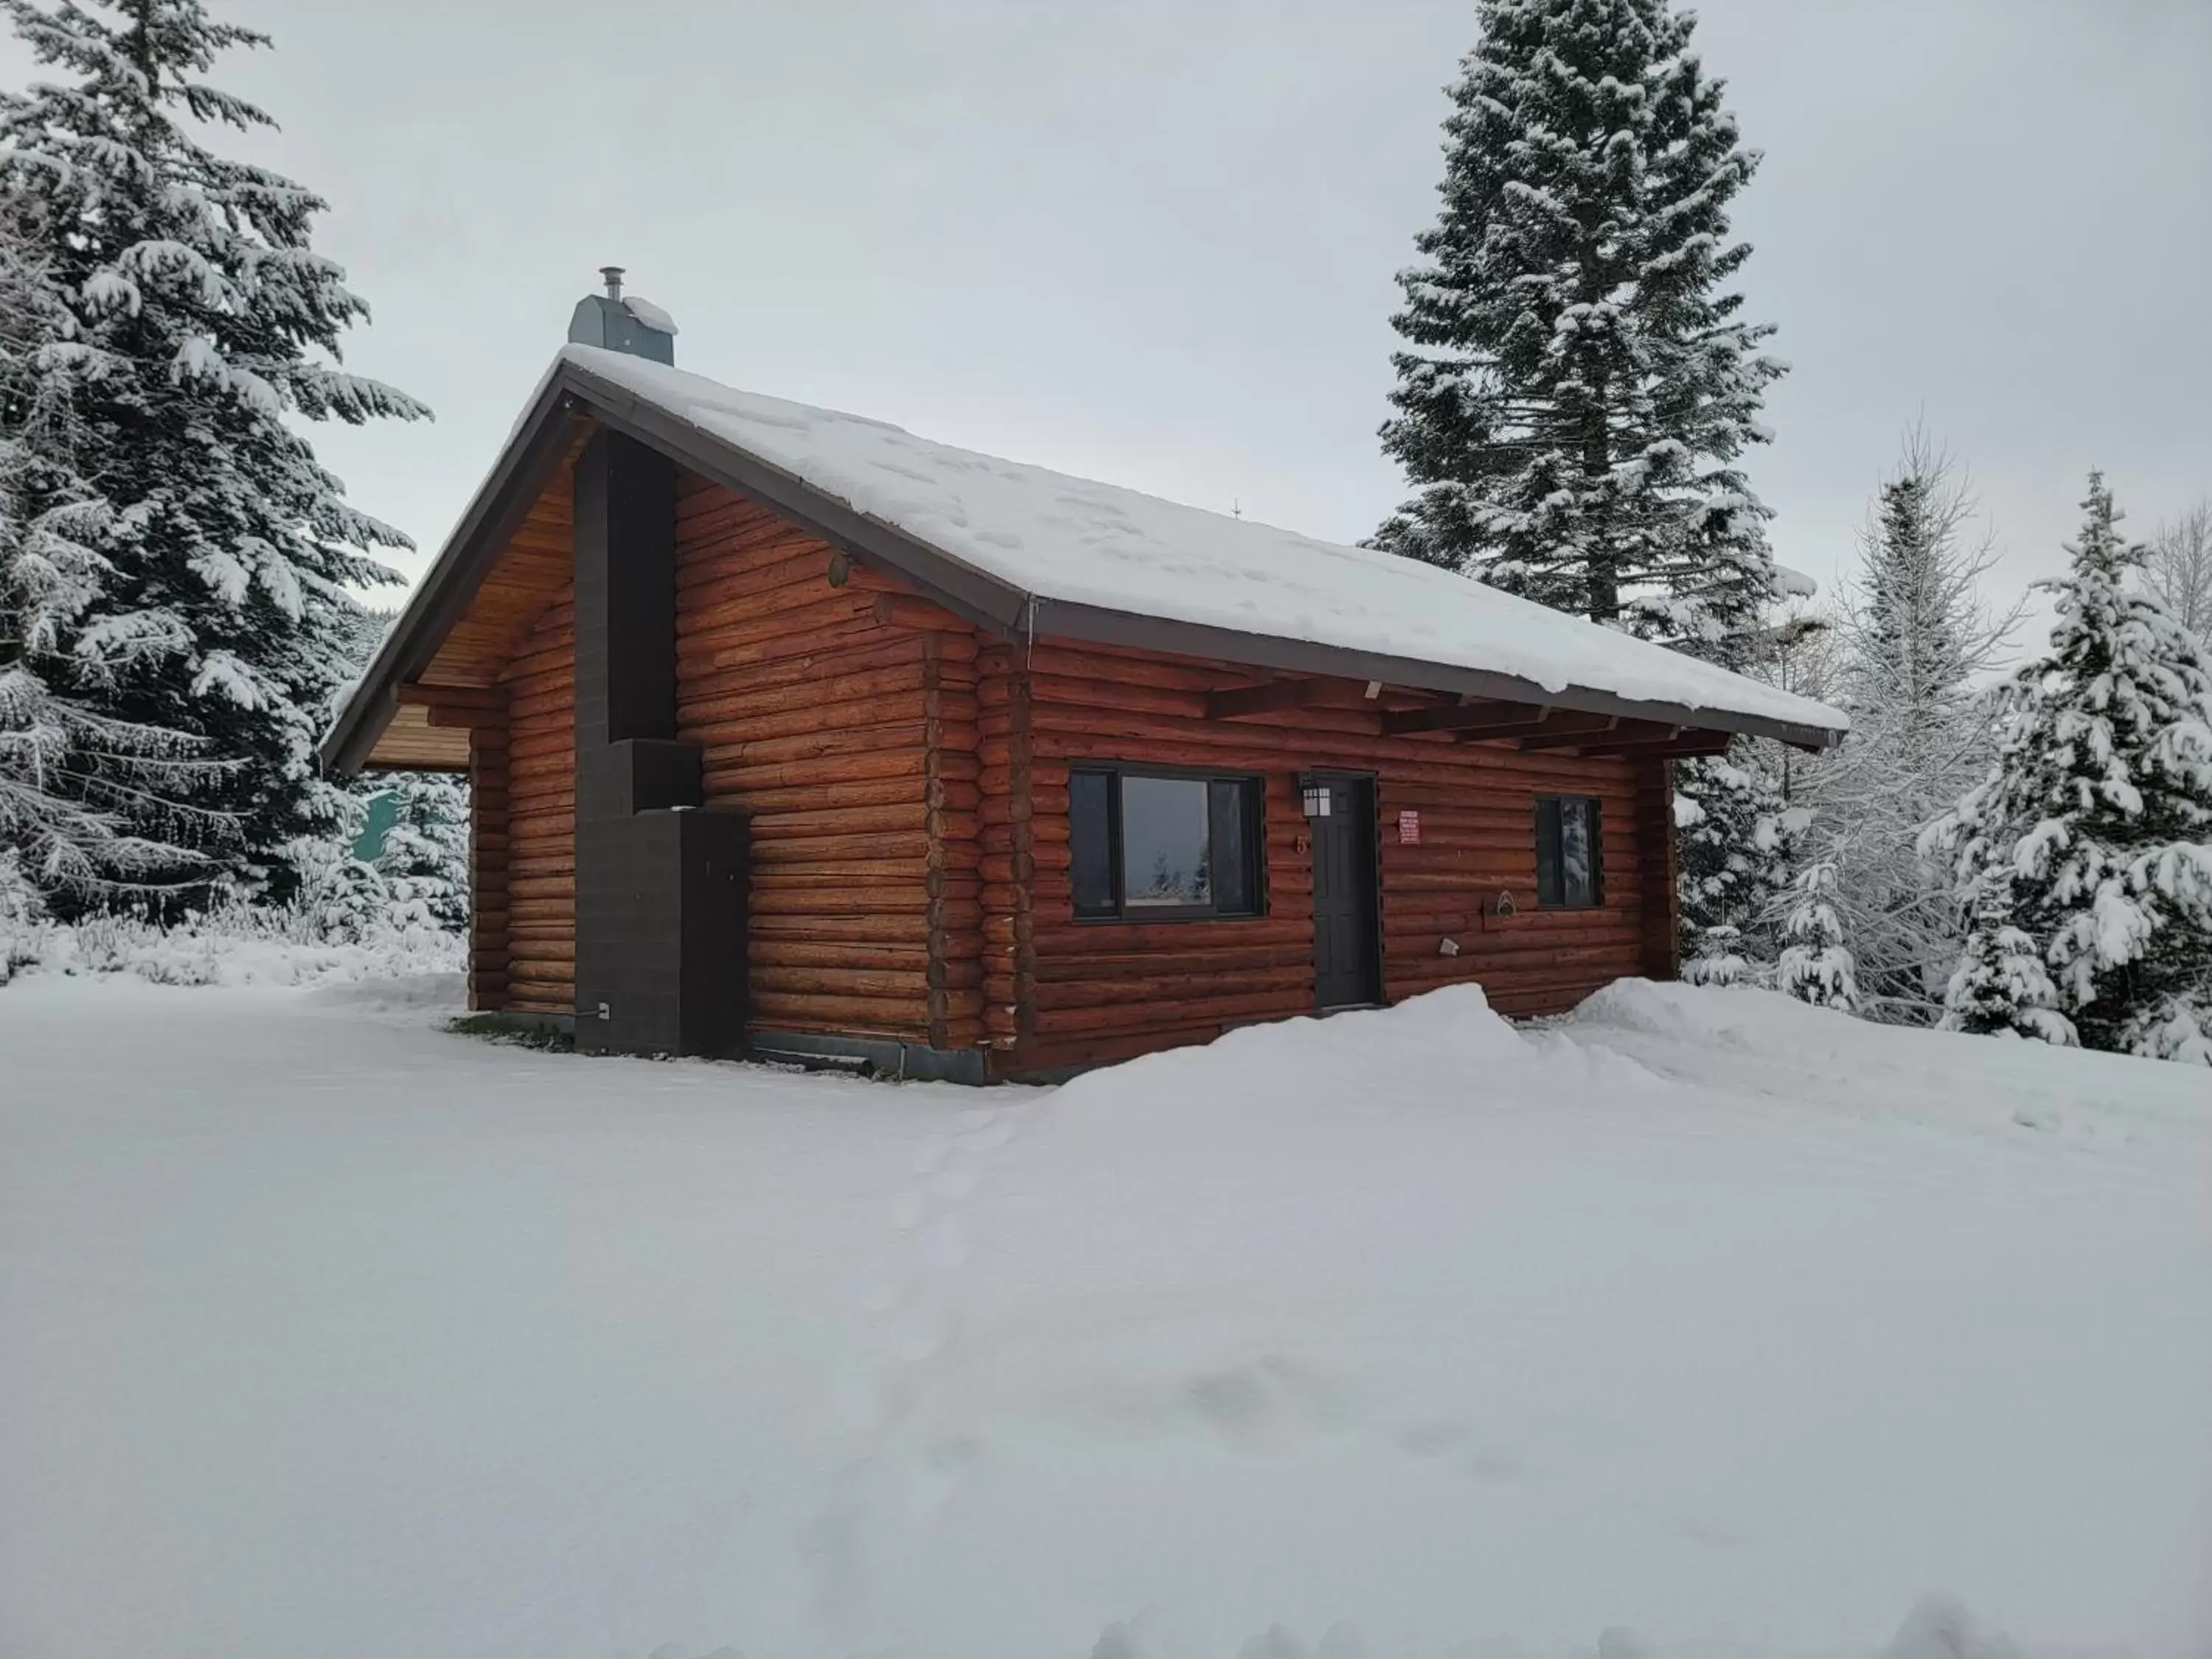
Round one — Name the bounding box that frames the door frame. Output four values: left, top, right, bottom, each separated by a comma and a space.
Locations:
1303, 768, 1384, 1011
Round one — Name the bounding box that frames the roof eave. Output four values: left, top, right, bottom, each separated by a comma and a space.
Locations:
1029, 598, 1845, 751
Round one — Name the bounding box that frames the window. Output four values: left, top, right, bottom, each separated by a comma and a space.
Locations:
1534, 795, 1603, 908
1069, 766, 1265, 921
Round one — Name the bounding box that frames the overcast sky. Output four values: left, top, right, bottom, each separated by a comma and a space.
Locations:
11, 0, 2208, 636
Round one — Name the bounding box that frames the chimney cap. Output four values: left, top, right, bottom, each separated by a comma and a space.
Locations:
599, 265, 625, 299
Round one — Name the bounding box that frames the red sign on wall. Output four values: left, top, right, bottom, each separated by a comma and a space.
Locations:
1398, 808, 1421, 845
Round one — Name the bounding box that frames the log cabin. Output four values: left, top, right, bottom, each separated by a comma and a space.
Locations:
324, 275, 1847, 1082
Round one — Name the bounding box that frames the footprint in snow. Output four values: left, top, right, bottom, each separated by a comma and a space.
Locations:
924, 1160, 985, 1203
910, 1137, 949, 1175
917, 1209, 975, 1271
1183, 1356, 1365, 1452
1392, 1419, 1544, 1483
887, 1188, 928, 1231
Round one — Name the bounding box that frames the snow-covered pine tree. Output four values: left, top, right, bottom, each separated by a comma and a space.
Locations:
0, 0, 429, 909
369, 769, 467, 933
0, 176, 232, 905
1374, 0, 1786, 649
1924, 473, 2212, 1063
284, 782, 384, 944
1373, 0, 1797, 979
1809, 428, 2021, 1021
1937, 870, 2070, 1043
1775, 852, 1859, 1012
1672, 747, 1800, 982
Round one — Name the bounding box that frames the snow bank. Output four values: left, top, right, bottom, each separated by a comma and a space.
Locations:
1, 904, 462, 990
1564, 977, 2204, 1141
300, 970, 467, 1016
1046, 980, 1663, 1136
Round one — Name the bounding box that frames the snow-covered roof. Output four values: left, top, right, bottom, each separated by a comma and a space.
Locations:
324, 346, 1846, 773
565, 347, 1843, 735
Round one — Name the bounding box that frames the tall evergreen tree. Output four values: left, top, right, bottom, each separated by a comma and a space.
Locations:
1374, 0, 1797, 981
0, 184, 230, 902
1374, 0, 1786, 654
0, 0, 428, 908
1924, 474, 2212, 1063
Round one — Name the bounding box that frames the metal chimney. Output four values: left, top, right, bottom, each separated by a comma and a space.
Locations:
568, 265, 676, 365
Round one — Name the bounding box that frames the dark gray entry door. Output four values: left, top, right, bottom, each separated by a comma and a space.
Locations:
1309, 773, 1382, 1009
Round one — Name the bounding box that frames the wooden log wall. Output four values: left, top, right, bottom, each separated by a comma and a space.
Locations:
671, 474, 982, 1048
995, 637, 1651, 1074
500, 588, 577, 1015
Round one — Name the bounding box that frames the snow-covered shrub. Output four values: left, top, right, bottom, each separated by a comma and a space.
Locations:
0, 844, 49, 983
1777, 856, 1861, 1013
1679, 938, 1749, 988
0, 878, 462, 990
291, 845, 395, 947
366, 771, 469, 933
1939, 874, 2073, 1045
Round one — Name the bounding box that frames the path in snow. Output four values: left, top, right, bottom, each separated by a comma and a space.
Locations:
1, 973, 2206, 1659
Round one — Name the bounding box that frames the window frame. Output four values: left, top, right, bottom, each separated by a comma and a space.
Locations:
1068, 761, 1268, 924
1534, 793, 1605, 911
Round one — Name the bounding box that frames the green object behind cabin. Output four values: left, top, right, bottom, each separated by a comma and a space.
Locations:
351, 790, 398, 862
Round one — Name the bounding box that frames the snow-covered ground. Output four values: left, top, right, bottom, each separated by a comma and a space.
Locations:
1, 974, 2205, 1659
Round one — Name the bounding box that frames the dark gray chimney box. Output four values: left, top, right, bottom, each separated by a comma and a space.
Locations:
568, 267, 676, 365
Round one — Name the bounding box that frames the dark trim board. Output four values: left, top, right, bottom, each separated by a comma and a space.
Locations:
322, 357, 1843, 776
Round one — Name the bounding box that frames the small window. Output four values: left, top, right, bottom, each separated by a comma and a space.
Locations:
1069, 766, 1265, 921
1535, 795, 1603, 908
